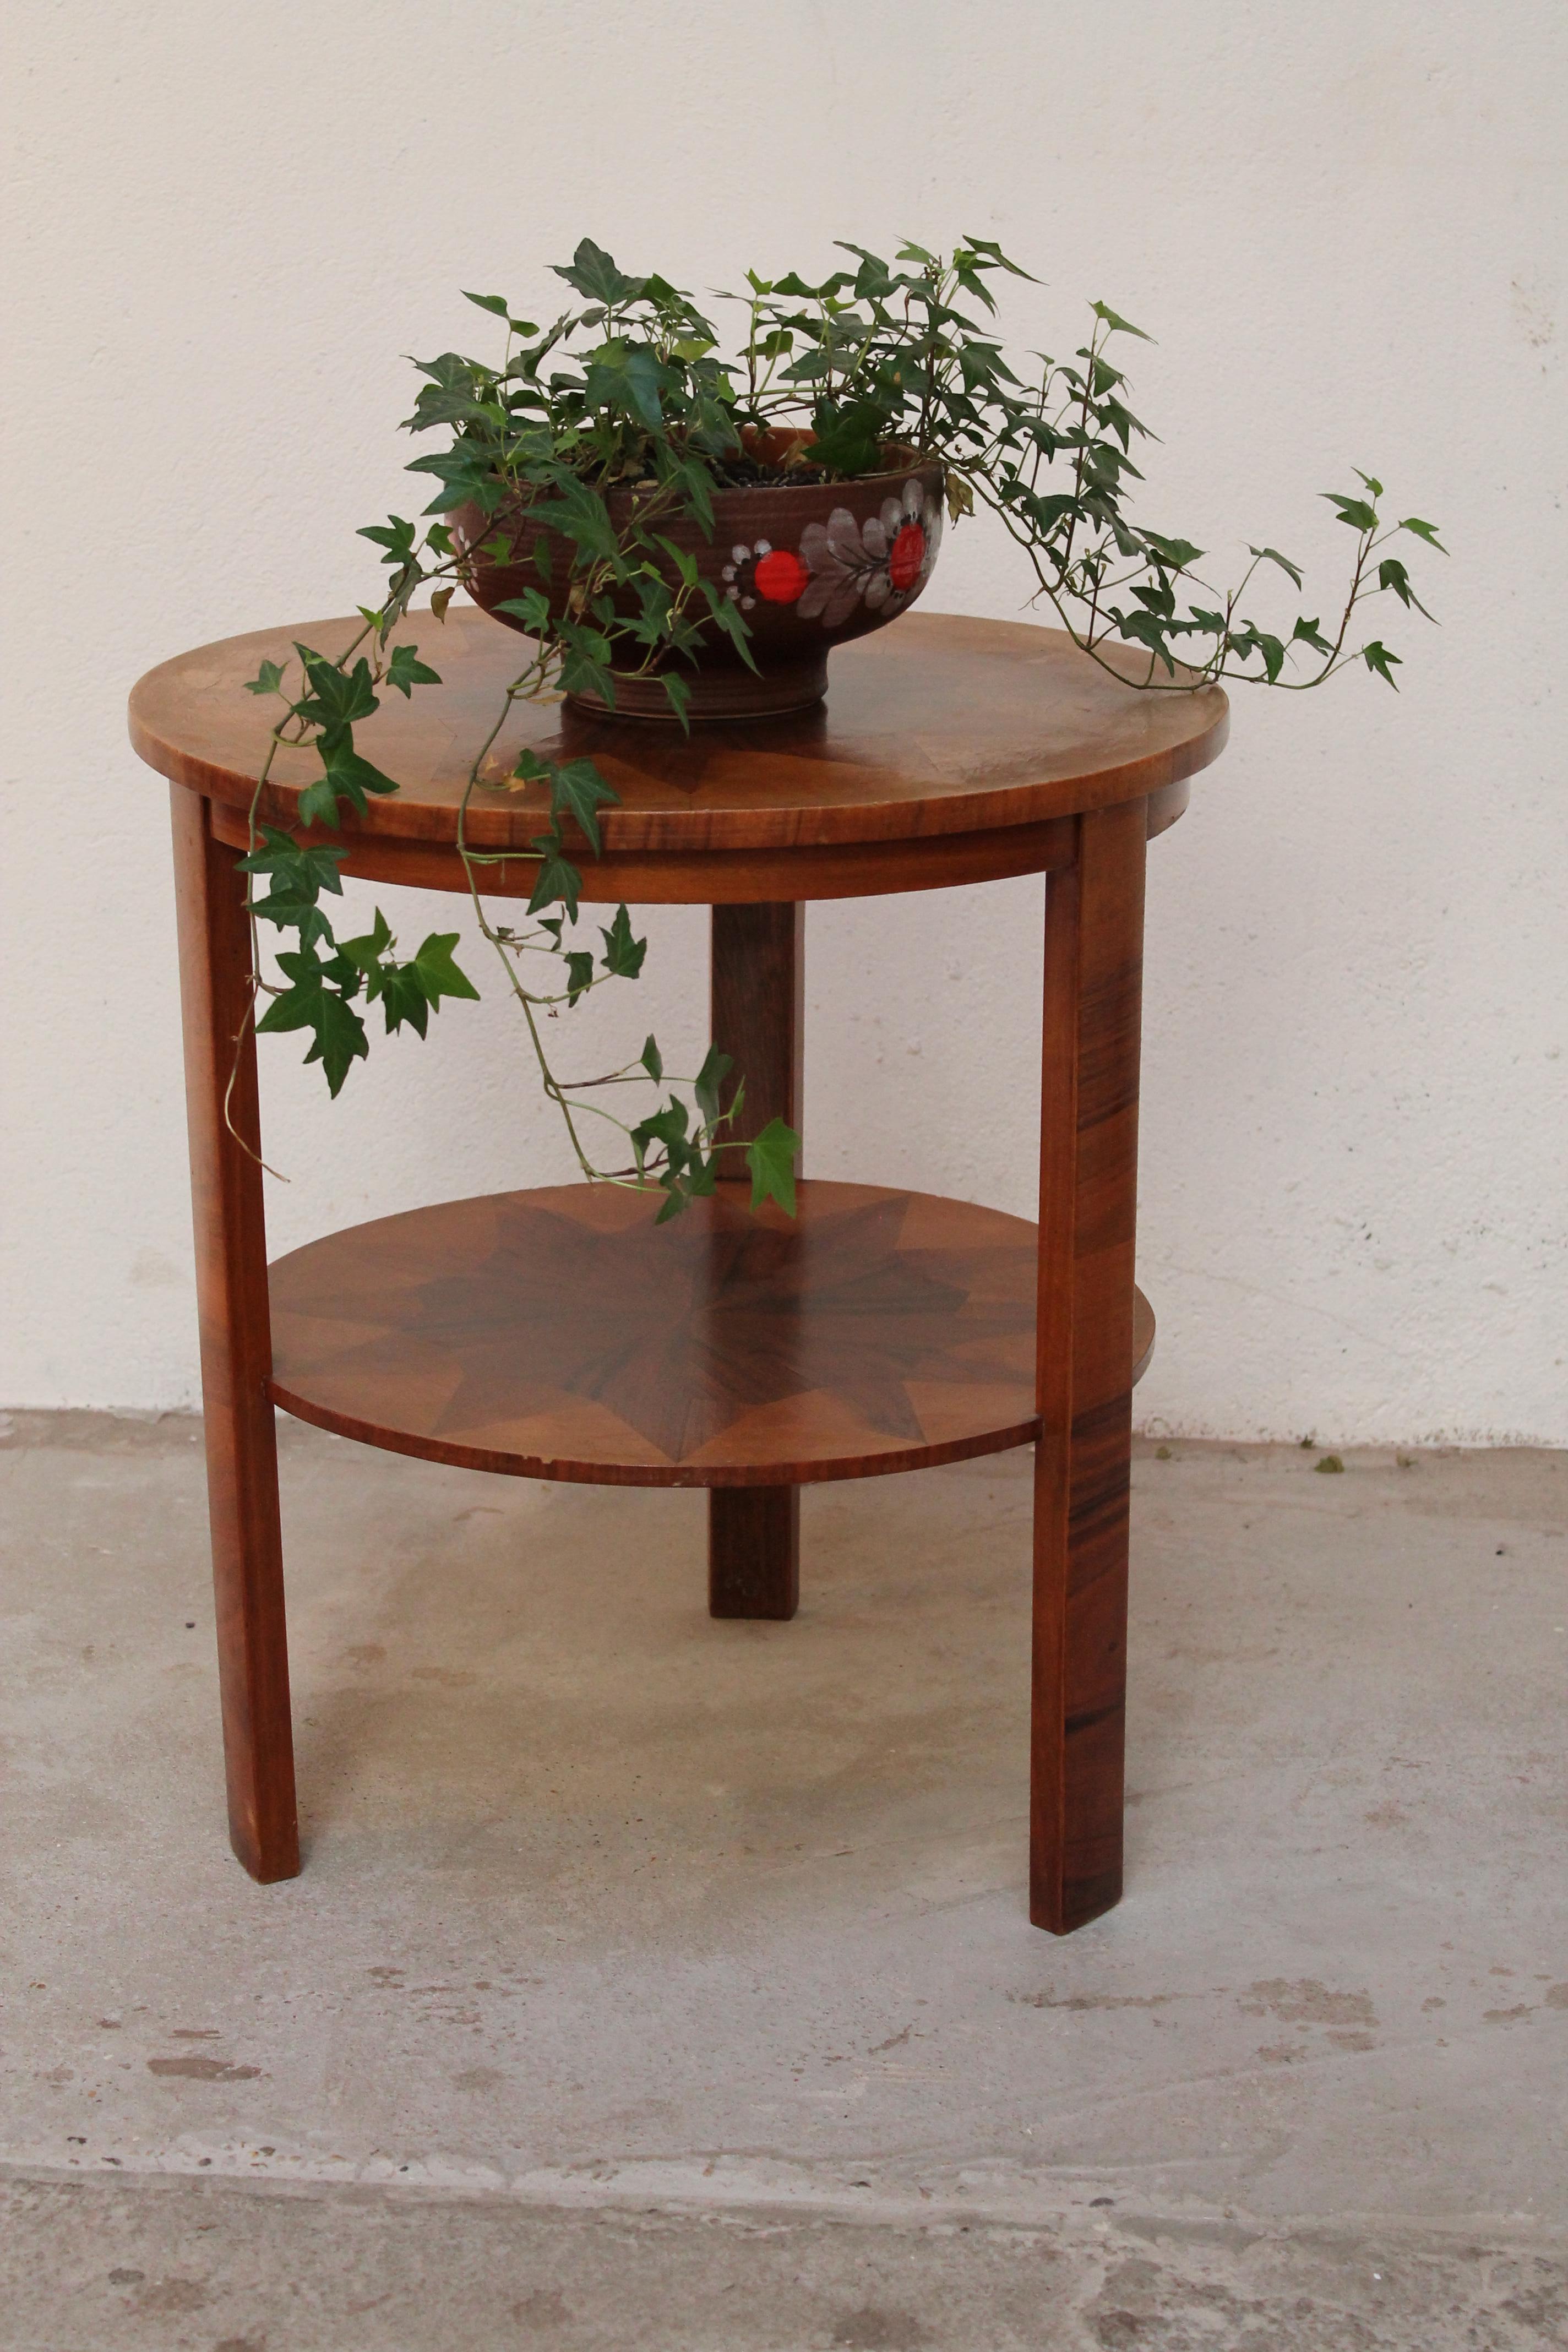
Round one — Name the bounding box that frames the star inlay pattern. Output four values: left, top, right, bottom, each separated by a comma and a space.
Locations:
269, 1180, 1054, 1485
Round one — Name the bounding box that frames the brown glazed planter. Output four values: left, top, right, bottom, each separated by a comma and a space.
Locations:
454, 430, 945, 721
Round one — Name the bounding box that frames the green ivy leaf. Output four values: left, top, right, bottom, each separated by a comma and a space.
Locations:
294, 649, 378, 729
628, 1093, 700, 1223
525, 836, 582, 921
698, 581, 760, 672
617, 346, 668, 430
378, 962, 431, 1038
563, 950, 595, 1004
647, 534, 700, 594
1363, 640, 1402, 688
961, 234, 1036, 280
1247, 545, 1304, 590
411, 932, 481, 1005
302, 990, 371, 1096
1376, 557, 1436, 620
405, 448, 506, 516
385, 644, 442, 697
809, 395, 890, 478
1109, 606, 1178, 673
525, 478, 624, 568
494, 589, 553, 636
1142, 532, 1204, 573
247, 887, 333, 946
693, 1045, 733, 1127
551, 238, 642, 309
255, 948, 368, 1097
296, 775, 342, 831
599, 904, 646, 979
1251, 631, 1286, 683
1321, 493, 1379, 534
336, 908, 394, 972
557, 641, 617, 708
243, 658, 287, 696
549, 757, 618, 854
254, 948, 333, 1031
318, 742, 400, 819
358, 515, 417, 565
671, 456, 716, 536
745, 1117, 799, 1217
1398, 515, 1447, 553
234, 826, 345, 896
640, 1035, 663, 1084
951, 260, 998, 315
631, 1097, 689, 1156
1090, 300, 1152, 341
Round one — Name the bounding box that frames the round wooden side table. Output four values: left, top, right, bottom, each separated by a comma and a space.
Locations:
129, 608, 1228, 1935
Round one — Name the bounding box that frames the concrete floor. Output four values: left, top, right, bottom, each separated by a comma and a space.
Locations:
0, 1415, 1564, 2349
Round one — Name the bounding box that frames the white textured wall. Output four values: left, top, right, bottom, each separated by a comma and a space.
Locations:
3, 1, 1564, 1442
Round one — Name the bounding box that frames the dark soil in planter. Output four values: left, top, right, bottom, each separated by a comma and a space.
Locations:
578, 459, 842, 493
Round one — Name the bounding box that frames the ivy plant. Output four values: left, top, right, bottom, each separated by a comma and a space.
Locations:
236, 237, 1442, 1216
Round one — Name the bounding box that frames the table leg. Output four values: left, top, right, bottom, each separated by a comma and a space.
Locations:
170, 789, 300, 1882
709, 902, 804, 1621
1031, 798, 1147, 1932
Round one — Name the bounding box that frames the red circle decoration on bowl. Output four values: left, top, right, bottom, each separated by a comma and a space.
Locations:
889, 521, 927, 592
754, 547, 811, 604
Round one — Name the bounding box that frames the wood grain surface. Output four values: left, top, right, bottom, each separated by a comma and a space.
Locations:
170, 792, 300, 1883
141, 612, 1218, 1922
708, 903, 805, 1617
205, 794, 1123, 906
1031, 801, 1148, 1935
267, 1180, 1155, 1488
131, 607, 1227, 862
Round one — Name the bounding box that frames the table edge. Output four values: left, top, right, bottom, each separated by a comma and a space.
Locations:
129, 613, 1229, 854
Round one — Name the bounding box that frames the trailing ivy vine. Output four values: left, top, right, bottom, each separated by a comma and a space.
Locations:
236, 237, 1442, 1218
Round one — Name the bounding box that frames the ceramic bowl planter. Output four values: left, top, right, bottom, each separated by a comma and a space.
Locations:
455, 430, 945, 721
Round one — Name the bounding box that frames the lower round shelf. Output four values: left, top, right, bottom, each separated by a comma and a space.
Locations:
268, 1180, 1155, 1488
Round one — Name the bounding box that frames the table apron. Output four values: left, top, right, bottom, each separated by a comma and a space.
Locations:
206, 778, 1186, 903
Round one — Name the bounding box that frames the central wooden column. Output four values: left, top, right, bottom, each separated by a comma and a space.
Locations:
708, 902, 804, 1620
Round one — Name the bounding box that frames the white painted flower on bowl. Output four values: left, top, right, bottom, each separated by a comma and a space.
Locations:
798, 480, 943, 628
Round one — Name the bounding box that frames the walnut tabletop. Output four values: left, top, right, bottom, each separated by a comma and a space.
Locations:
130, 608, 1227, 901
